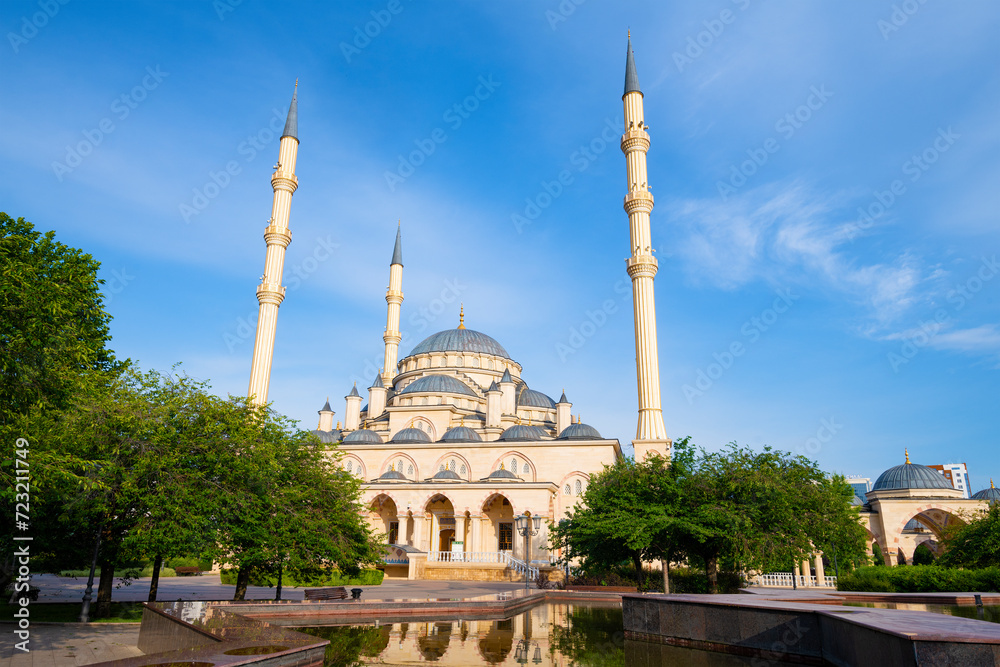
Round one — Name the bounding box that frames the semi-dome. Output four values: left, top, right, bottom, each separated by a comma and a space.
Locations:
311, 429, 340, 444
517, 386, 556, 409
389, 427, 433, 444
399, 374, 477, 397
428, 469, 463, 482
481, 467, 521, 482
439, 426, 483, 442
558, 423, 602, 440
498, 424, 548, 441
376, 469, 408, 482
972, 482, 1000, 502
343, 428, 383, 444
406, 328, 511, 360
872, 461, 953, 492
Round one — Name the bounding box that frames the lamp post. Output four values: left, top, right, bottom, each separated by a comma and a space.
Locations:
514, 514, 542, 591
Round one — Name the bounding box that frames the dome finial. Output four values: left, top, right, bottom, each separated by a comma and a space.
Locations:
992, 478, 995, 489
905, 449, 911, 464
458, 303, 466, 329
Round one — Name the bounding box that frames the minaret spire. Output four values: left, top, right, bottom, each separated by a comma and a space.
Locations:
247, 82, 300, 405
620, 36, 671, 460
382, 224, 404, 385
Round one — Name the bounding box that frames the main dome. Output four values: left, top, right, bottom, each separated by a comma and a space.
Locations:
406, 328, 511, 360
399, 374, 477, 397
872, 463, 953, 492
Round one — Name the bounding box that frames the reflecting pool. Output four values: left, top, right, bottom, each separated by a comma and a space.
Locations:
297, 602, 801, 666
844, 601, 1000, 623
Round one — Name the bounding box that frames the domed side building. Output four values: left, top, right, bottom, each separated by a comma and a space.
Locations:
854, 451, 990, 566
310, 229, 622, 580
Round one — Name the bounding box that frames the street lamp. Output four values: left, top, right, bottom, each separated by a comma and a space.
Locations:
514, 514, 542, 591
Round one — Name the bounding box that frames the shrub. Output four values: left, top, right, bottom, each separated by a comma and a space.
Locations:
165, 556, 202, 569
913, 544, 936, 566
219, 567, 384, 587
837, 565, 1000, 592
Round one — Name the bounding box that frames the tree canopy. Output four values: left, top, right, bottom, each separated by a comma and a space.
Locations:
939, 503, 1000, 569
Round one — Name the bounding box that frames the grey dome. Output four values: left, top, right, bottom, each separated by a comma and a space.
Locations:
399, 374, 477, 397
517, 386, 556, 409
406, 328, 511, 360
429, 469, 463, 482
872, 463, 953, 492
850, 494, 864, 506
482, 467, 521, 482
389, 427, 432, 444
558, 423, 602, 440
311, 429, 340, 444
440, 426, 483, 442
972, 486, 1000, 502
343, 428, 383, 444
499, 424, 547, 441
377, 469, 408, 482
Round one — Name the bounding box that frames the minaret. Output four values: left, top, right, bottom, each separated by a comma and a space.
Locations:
381, 224, 404, 385
247, 81, 299, 405
621, 36, 671, 460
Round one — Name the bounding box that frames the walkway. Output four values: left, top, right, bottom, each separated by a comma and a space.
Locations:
2, 573, 526, 666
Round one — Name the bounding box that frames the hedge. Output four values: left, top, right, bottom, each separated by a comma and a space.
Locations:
219, 567, 384, 587
837, 565, 1000, 593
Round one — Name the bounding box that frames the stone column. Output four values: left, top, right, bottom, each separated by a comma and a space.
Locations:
799, 559, 810, 584
412, 515, 426, 553
814, 553, 826, 585
470, 514, 482, 553
455, 515, 467, 556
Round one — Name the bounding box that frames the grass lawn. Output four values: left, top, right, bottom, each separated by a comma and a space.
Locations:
1, 602, 146, 623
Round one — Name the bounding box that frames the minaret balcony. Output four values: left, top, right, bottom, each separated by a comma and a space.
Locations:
263, 225, 292, 246
270, 172, 299, 193
620, 130, 650, 152
625, 255, 658, 279
623, 190, 654, 214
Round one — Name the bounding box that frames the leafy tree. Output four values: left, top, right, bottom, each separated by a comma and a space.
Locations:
872, 542, 885, 566
913, 543, 936, 566
939, 504, 1000, 569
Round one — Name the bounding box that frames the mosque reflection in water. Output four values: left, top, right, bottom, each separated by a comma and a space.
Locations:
299, 602, 625, 667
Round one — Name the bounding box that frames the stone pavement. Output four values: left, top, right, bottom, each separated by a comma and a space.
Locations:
2, 573, 526, 666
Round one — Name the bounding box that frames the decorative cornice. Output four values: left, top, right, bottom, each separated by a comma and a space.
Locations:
623, 190, 654, 214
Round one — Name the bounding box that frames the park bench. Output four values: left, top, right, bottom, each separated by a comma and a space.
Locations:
304, 586, 350, 601
174, 566, 201, 576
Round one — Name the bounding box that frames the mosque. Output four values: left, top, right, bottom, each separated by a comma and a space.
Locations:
241, 40, 995, 583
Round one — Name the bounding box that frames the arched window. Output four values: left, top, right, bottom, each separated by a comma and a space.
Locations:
511, 458, 518, 471
346, 460, 353, 472
523, 463, 530, 474
575, 480, 582, 495
450, 459, 456, 471
460, 464, 467, 475
439, 464, 445, 472
407, 464, 413, 476
487, 359, 494, 370
397, 460, 403, 472
564, 484, 571, 495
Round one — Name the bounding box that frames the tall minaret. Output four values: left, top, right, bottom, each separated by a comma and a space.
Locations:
621, 36, 671, 460
381, 224, 404, 385
247, 82, 299, 405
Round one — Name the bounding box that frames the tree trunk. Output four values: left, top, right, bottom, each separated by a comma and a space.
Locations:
275, 563, 283, 601
147, 555, 163, 602
632, 553, 644, 590
706, 555, 718, 594
234, 566, 251, 601
661, 558, 670, 594
96, 558, 115, 618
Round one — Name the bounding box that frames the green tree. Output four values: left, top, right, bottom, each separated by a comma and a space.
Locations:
939, 504, 1000, 569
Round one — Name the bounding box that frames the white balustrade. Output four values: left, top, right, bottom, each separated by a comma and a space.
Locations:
752, 572, 838, 588
426, 550, 538, 579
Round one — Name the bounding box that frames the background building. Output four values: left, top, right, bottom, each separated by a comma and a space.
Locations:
927, 463, 972, 499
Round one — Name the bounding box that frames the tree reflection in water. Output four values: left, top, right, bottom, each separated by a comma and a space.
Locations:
298, 624, 390, 667
549, 606, 625, 667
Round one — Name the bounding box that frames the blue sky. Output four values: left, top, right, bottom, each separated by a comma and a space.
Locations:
2, 1, 998, 490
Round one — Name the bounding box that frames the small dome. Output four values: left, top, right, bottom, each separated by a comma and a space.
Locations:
406, 328, 512, 360
850, 494, 864, 506
439, 426, 483, 442
517, 387, 556, 409
343, 428, 383, 444
481, 467, 521, 482
499, 424, 548, 441
558, 423, 602, 440
389, 427, 432, 444
377, 469, 408, 482
399, 374, 477, 397
311, 429, 340, 444
972, 486, 1000, 502
872, 463, 953, 492
428, 469, 463, 482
